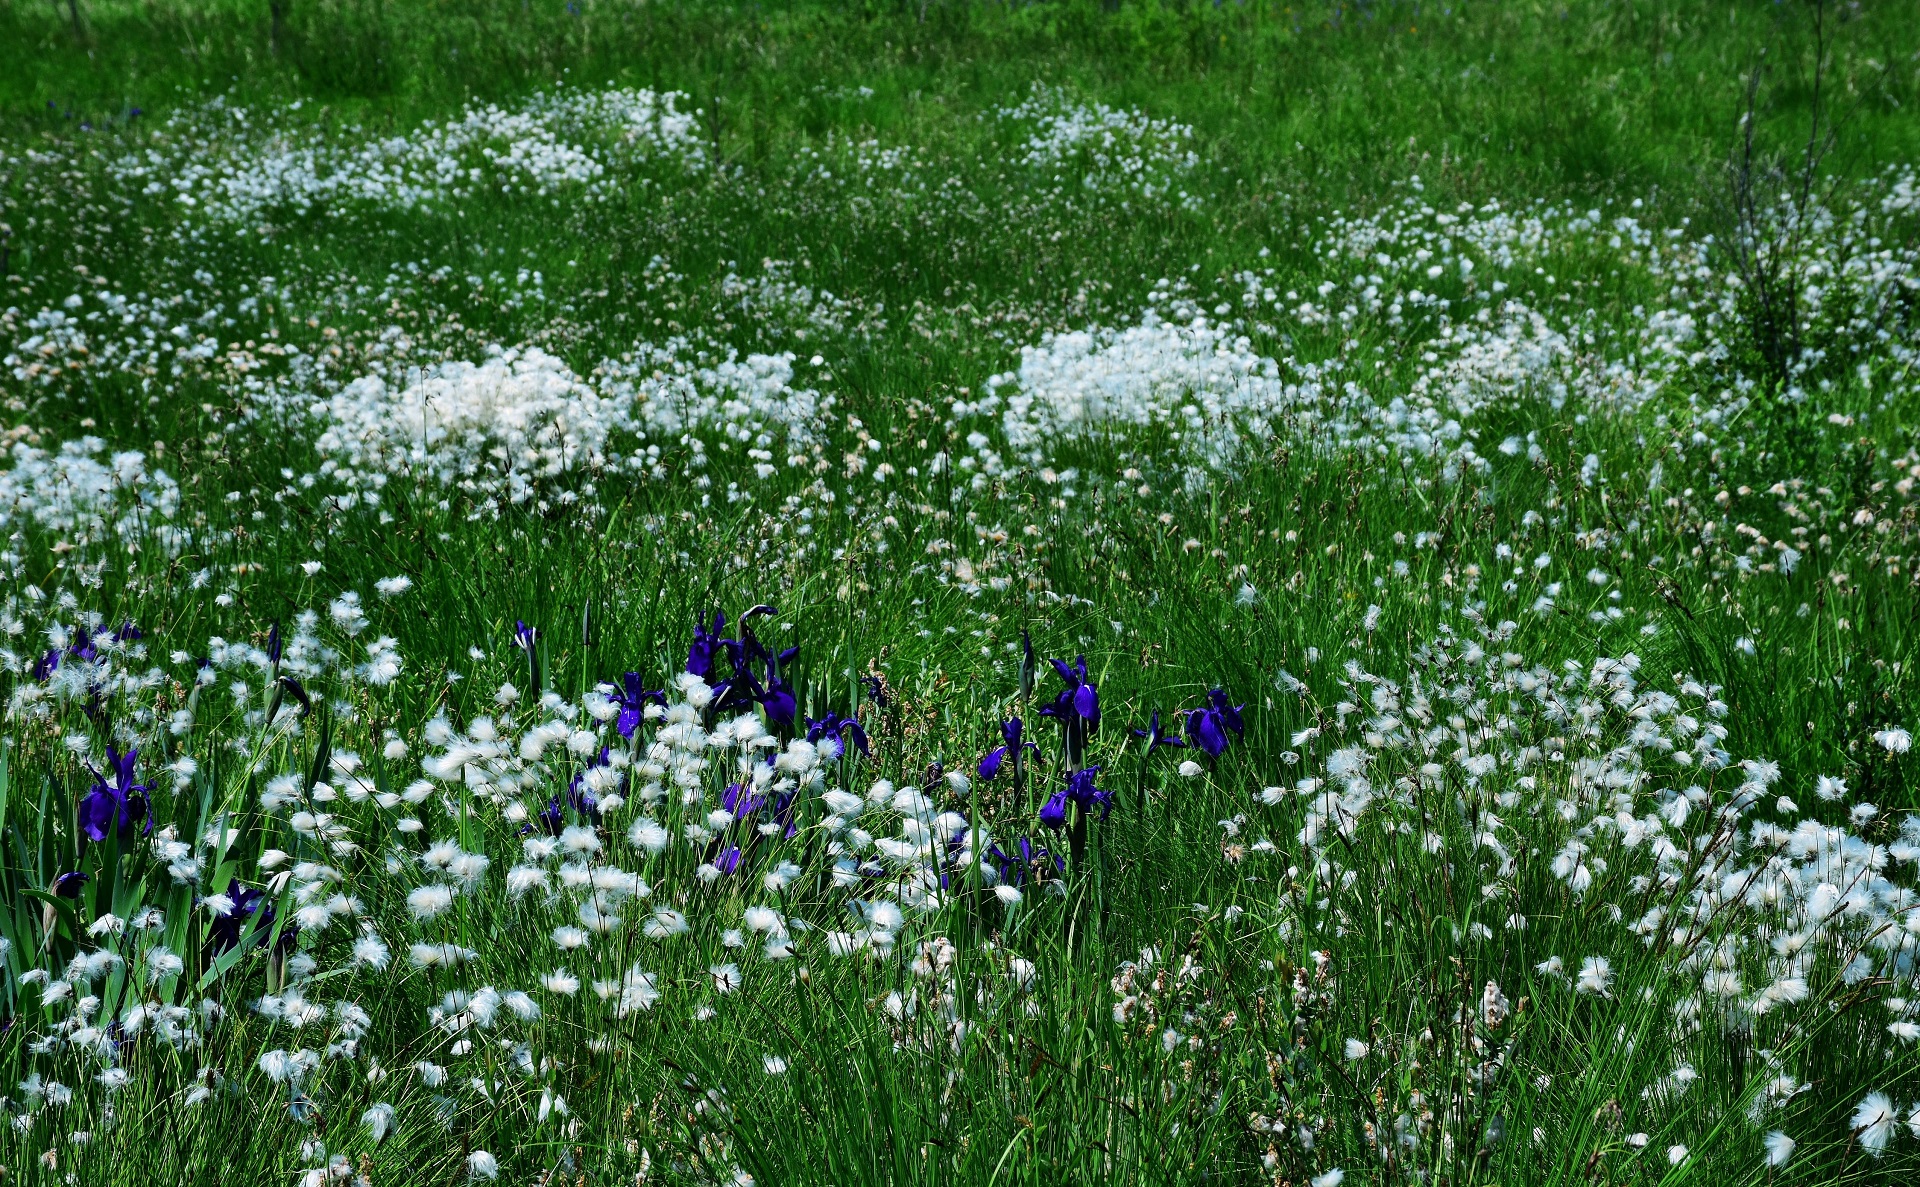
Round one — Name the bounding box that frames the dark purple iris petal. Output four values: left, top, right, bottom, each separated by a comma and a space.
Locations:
988, 836, 1063, 885
1036, 655, 1099, 757
722, 781, 763, 819
760, 676, 797, 732
1188, 709, 1230, 758
1038, 790, 1069, 831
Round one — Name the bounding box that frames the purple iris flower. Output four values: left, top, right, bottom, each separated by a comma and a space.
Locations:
714, 845, 743, 875
80, 745, 151, 843
700, 619, 801, 732
709, 665, 761, 715
722, 781, 763, 820
1037, 654, 1100, 758
114, 621, 142, 644
805, 711, 870, 759
68, 626, 99, 665
1038, 789, 1069, 831
1185, 689, 1247, 759
206, 880, 275, 956
1036, 654, 1101, 764
266, 621, 283, 667
1049, 656, 1100, 725
1206, 688, 1246, 735
567, 748, 616, 823
767, 787, 802, 838
1187, 710, 1229, 757
705, 624, 767, 716
737, 625, 772, 671
862, 674, 889, 709
31, 649, 60, 681
1064, 765, 1113, 821
536, 796, 566, 836
611, 673, 666, 739
989, 836, 1063, 884
978, 717, 1040, 781
513, 620, 538, 651
1132, 710, 1187, 755
686, 611, 729, 681
51, 871, 89, 898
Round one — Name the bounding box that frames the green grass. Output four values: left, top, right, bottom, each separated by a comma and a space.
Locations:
1, 1, 1918, 1184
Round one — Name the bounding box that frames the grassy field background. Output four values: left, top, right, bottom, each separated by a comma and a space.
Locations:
2, 1, 1918, 1184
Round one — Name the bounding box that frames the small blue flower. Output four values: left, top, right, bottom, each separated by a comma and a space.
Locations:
567, 748, 616, 824
722, 780, 763, 820
68, 626, 99, 664
1037, 654, 1100, 762
767, 786, 802, 838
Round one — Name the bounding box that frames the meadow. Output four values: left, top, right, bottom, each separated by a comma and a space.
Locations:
2, 1, 1919, 1183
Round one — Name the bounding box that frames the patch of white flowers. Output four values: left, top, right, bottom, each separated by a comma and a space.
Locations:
1264, 620, 1920, 1167
0, 437, 187, 555
311, 346, 624, 510
997, 86, 1201, 211
113, 87, 705, 226
975, 165, 1920, 481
